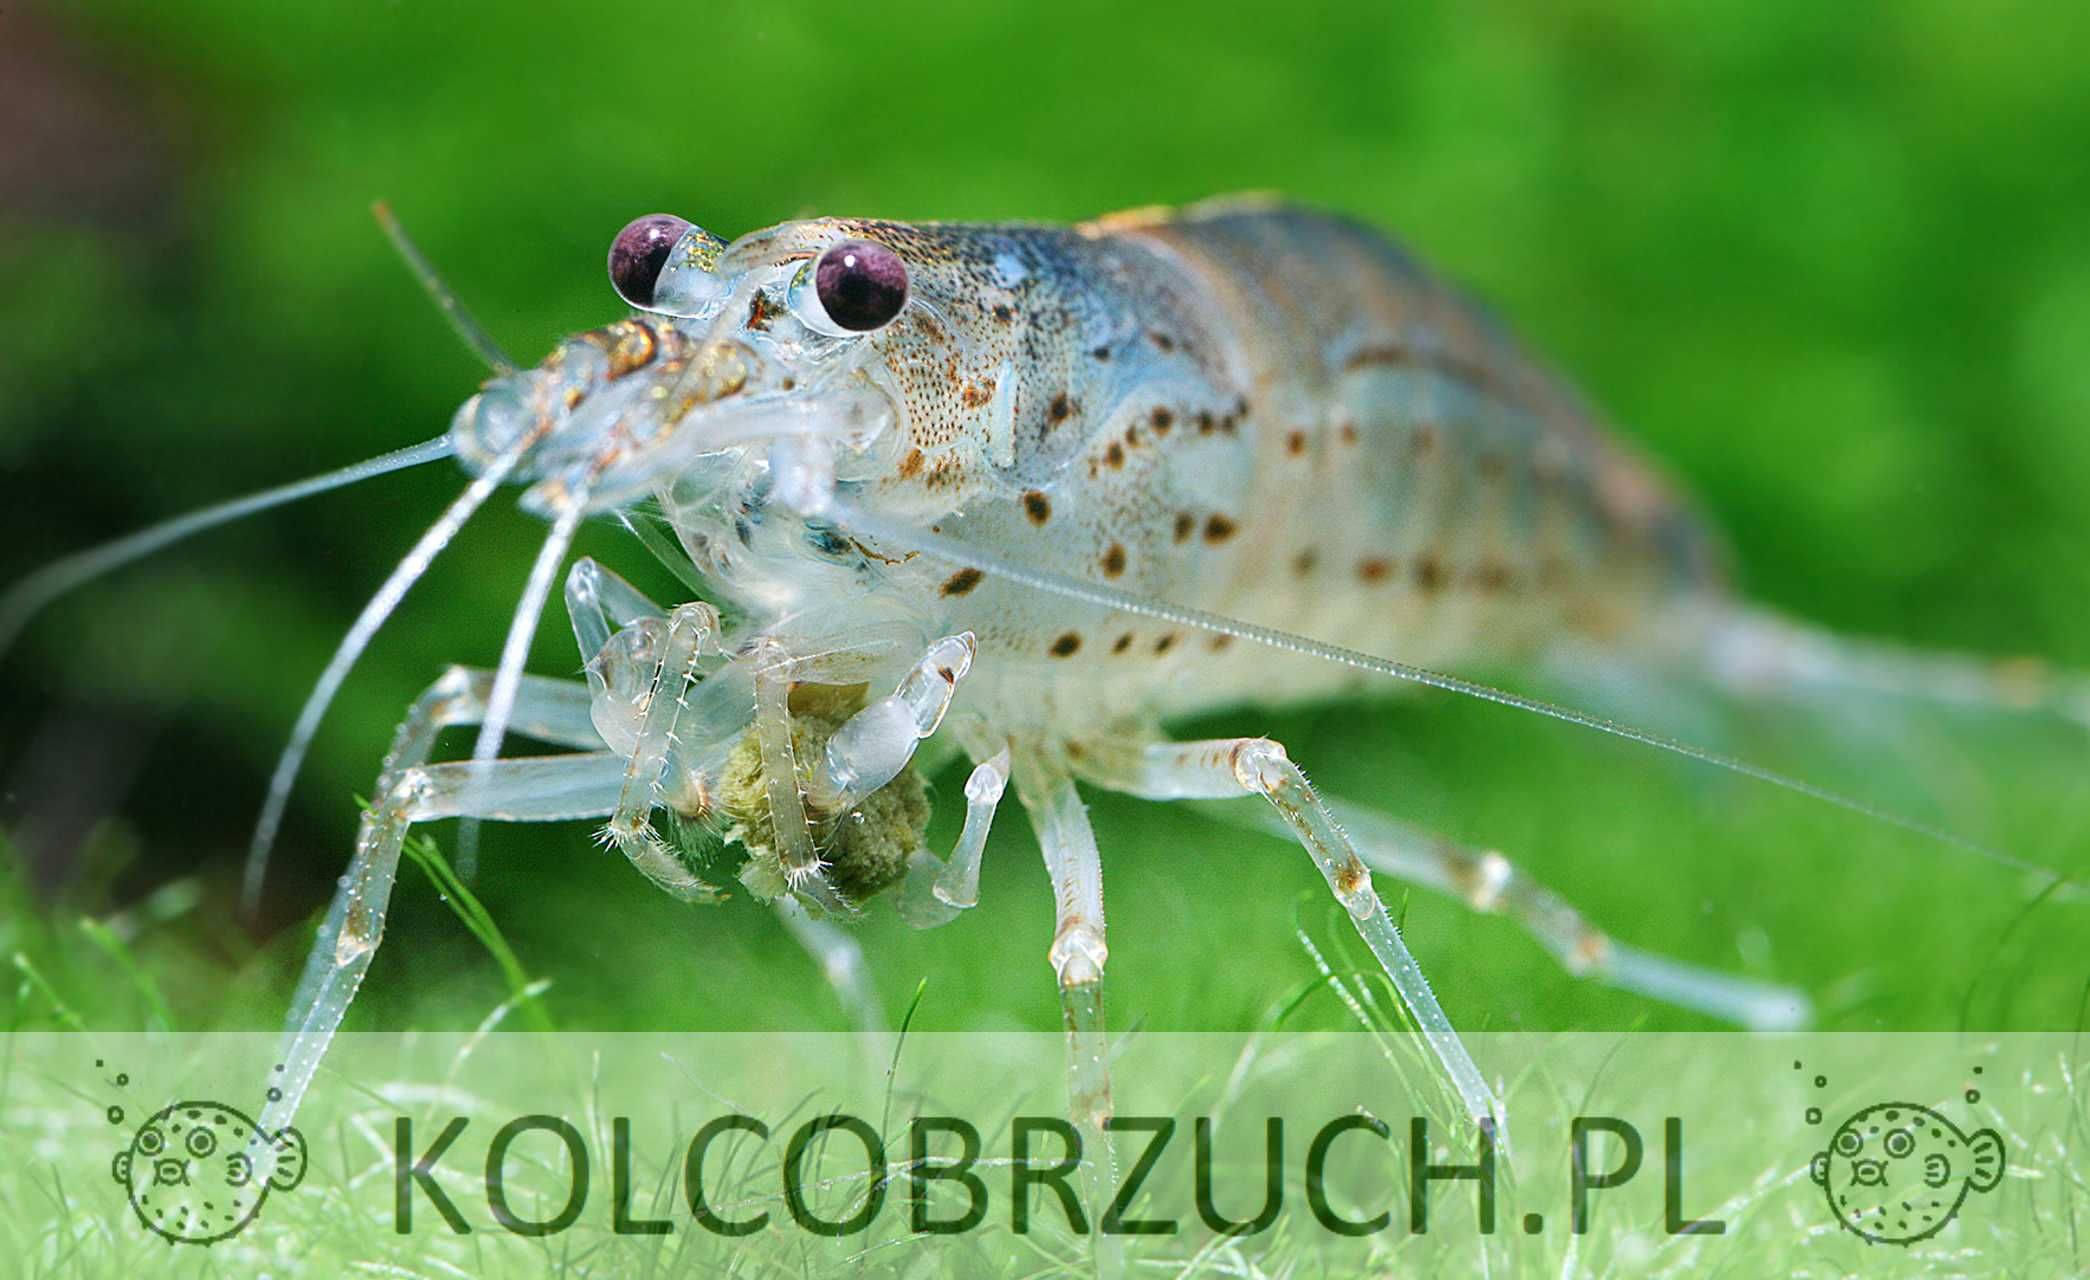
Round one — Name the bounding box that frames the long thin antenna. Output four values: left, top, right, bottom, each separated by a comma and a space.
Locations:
457, 494, 591, 879
372, 202, 518, 375
240, 440, 533, 915
0, 435, 454, 663
830, 499, 2070, 889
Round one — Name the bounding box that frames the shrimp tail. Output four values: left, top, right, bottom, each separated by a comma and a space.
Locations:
1702, 607, 2090, 735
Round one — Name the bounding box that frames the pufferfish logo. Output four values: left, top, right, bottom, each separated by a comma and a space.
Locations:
1801, 1064, 2004, 1246
99, 1060, 307, 1246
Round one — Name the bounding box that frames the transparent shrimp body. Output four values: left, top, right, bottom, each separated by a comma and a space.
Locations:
255, 202, 1806, 1155
12, 193, 2083, 1203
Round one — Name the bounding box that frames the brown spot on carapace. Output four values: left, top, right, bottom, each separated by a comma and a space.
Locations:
1413, 552, 1447, 593
940, 567, 984, 597
1111, 632, 1135, 654
1049, 631, 1082, 658
1047, 392, 1076, 426
1150, 407, 1175, 434
1148, 330, 1176, 352
1339, 420, 1359, 445
1285, 430, 1308, 456
1356, 557, 1394, 584
1173, 512, 1196, 543
991, 303, 1014, 324
745, 291, 777, 332
1203, 513, 1238, 544
896, 447, 925, 479
1154, 633, 1178, 654
961, 381, 994, 408
1409, 423, 1440, 456
1100, 543, 1127, 577
1103, 441, 1125, 469
1208, 634, 1233, 652
1472, 559, 1518, 593
1090, 344, 1111, 362
1291, 548, 1319, 577
1021, 490, 1052, 524
1194, 411, 1217, 435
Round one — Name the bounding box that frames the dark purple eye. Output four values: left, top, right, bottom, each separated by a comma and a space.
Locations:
814, 239, 909, 331
607, 213, 691, 308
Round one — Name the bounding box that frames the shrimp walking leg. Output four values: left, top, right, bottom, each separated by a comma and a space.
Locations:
749, 638, 846, 911
600, 601, 725, 902
260, 665, 622, 1137
564, 556, 670, 660
1011, 755, 1120, 1254
894, 746, 1012, 928
1080, 736, 1501, 1129
1198, 798, 1811, 1030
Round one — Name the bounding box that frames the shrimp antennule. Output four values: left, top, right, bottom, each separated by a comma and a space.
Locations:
372, 202, 518, 375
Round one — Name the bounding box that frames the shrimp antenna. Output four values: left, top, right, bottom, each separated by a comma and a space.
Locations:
828, 498, 2074, 891
0, 434, 455, 665
372, 202, 518, 375
241, 432, 541, 915
453, 490, 594, 880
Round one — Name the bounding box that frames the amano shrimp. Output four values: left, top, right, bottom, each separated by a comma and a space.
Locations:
6, 197, 2081, 1152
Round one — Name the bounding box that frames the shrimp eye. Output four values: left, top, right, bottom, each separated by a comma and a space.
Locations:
814, 239, 908, 331
608, 214, 693, 308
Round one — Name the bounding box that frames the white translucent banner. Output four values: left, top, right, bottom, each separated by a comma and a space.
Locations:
5, 1032, 2072, 1275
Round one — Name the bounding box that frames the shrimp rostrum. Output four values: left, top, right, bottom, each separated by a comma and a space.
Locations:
16, 199, 2083, 1141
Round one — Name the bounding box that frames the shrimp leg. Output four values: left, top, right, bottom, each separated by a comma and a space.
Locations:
264, 667, 630, 1139
599, 600, 725, 902
894, 746, 1012, 927
804, 633, 976, 811
565, 555, 669, 658
1011, 753, 1120, 1254
1195, 798, 1811, 1030
1077, 735, 1502, 1129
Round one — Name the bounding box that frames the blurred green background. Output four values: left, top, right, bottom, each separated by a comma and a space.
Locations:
3, 0, 2087, 1043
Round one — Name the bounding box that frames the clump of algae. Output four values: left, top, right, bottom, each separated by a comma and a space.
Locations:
715, 682, 929, 905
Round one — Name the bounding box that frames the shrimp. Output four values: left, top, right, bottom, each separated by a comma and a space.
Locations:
7, 198, 2081, 1172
